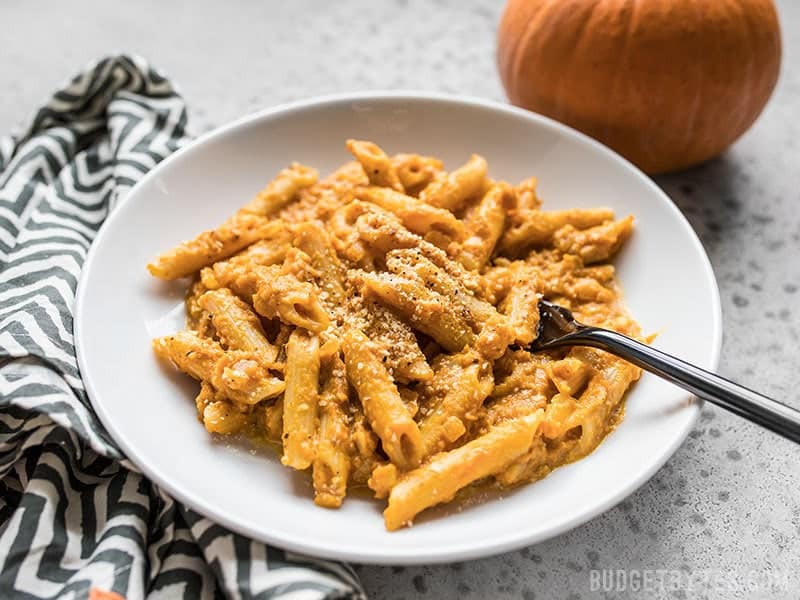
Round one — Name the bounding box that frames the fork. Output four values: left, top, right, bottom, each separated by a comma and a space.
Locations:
527, 299, 800, 444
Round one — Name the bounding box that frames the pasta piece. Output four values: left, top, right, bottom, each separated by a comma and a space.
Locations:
487, 351, 553, 424
240, 163, 319, 216
419, 154, 488, 212
457, 182, 511, 270
152, 331, 223, 381
202, 399, 248, 435
552, 216, 634, 263
497, 177, 542, 265
493, 433, 550, 486
153, 331, 284, 406
383, 410, 544, 530
567, 354, 640, 458
498, 262, 541, 346
359, 298, 434, 383
264, 397, 284, 443
321, 159, 372, 189
319, 337, 341, 364
346, 139, 404, 191
282, 161, 368, 224
498, 207, 615, 258
195, 380, 216, 420
546, 356, 591, 396
147, 214, 279, 280
352, 207, 482, 292
342, 329, 422, 470
349, 410, 382, 486
368, 463, 399, 499
326, 201, 376, 267
210, 354, 285, 405
474, 312, 517, 361
391, 153, 443, 195
250, 266, 331, 333
203, 228, 293, 291
540, 392, 582, 440
417, 349, 494, 459
502, 353, 639, 482
526, 251, 617, 304
292, 221, 348, 314
357, 270, 476, 352
281, 330, 321, 470
384, 249, 515, 358
513, 177, 542, 212
193, 381, 250, 435
185, 278, 215, 338
384, 249, 497, 326
397, 387, 420, 417
313, 355, 351, 508
357, 186, 464, 241
198, 288, 278, 361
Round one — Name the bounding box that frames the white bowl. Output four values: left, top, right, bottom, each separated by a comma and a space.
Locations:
75, 92, 721, 564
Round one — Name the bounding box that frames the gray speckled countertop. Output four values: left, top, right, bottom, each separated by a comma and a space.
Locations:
4, 1, 799, 598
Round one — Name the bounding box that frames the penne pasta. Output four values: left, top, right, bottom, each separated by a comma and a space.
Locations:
546, 355, 592, 397
264, 396, 284, 443
498, 262, 541, 346
513, 177, 542, 212
498, 207, 616, 258
419, 154, 488, 212
351, 206, 483, 292
357, 186, 464, 241
201, 399, 248, 435
204, 227, 293, 291
384, 410, 544, 530
349, 410, 382, 486
312, 354, 351, 508
281, 330, 321, 470
210, 354, 285, 405
358, 270, 476, 352
240, 163, 319, 216
342, 328, 422, 470
250, 266, 331, 333
457, 182, 511, 270
360, 299, 434, 383
149, 140, 642, 529
198, 288, 278, 361
147, 213, 278, 280
391, 153, 443, 195
417, 349, 494, 459
292, 221, 348, 314
346, 139, 404, 191
552, 215, 634, 264
154, 331, 284, 409
384, 248, 498, 325
152, 330, 224, 381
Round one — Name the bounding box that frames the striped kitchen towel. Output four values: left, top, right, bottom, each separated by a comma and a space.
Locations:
0, 55, 365, 600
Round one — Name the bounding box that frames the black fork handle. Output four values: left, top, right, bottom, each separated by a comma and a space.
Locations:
541, 328, 800, 444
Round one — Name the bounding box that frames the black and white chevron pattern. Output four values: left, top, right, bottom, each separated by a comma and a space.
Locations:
0, 55, 365, 600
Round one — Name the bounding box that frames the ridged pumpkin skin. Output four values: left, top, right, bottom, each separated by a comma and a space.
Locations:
498, 0, 782, 174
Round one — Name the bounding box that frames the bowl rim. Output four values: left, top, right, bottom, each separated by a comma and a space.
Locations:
75, 90, 722, 564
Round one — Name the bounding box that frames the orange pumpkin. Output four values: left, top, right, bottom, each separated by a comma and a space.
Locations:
498, 0, 782, 174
